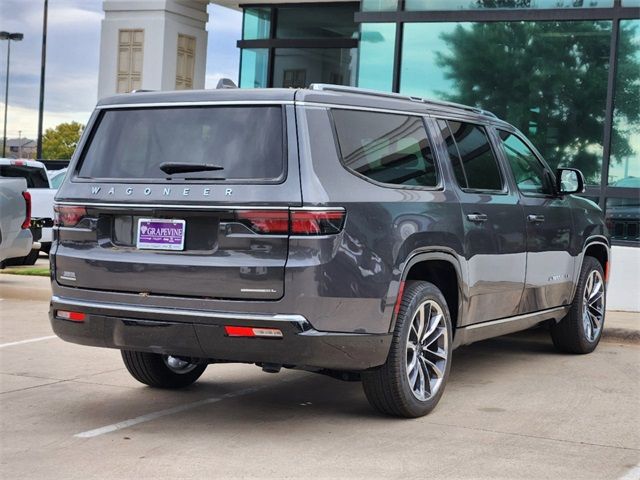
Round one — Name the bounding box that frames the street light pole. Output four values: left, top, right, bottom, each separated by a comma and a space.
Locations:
36, 0, 49, 160
1, 32, 24, 157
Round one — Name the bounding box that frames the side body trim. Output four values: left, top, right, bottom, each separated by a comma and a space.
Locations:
453, 306, 568, 348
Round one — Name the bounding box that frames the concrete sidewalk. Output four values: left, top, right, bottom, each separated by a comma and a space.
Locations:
1, 272, 638, 343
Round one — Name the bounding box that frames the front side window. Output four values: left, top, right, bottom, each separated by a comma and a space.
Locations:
437, 120, 503, 191
332, 109, 438, 188
498, 130, 554, 195
78, 106, 284, 182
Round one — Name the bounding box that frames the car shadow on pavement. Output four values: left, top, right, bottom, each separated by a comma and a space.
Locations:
59, 329, 566, 434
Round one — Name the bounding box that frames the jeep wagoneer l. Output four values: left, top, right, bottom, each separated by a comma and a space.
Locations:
50, 85, 609, 417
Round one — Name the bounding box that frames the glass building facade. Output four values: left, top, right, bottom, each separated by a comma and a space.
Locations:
238, 1, 639, 245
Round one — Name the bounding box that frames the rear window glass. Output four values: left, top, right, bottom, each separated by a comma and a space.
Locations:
78, 106, 285, 182
437, 120, 503, 191
332, 109, 438, 188
0, 165, 49, 188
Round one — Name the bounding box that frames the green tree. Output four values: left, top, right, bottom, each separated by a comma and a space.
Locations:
42, 122, 84, 160
435, 18, 639, 183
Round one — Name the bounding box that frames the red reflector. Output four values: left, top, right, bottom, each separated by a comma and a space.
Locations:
224, 326, 283, 338
290, 209, 345, 235
225, 326, 255, 337
54, 205, 87, 227
394, 281, 406, 317
21, 191, 31, 229
236, 210, 289, 235
604, 261, 610, 283
57, 310, 86, 322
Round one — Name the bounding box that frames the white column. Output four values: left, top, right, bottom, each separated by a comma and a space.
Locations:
98, 0, 209, 99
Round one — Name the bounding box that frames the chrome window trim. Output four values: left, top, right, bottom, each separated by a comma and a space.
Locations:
95, 100, 295, 109
297, 101, 434, 118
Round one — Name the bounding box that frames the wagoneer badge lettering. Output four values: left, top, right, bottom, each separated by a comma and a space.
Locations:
89, 186, 233, 197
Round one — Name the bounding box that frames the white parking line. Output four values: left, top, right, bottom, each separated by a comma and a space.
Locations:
0, 335, 57, 349
74, 385, 266, 438
618, 464, 640, 480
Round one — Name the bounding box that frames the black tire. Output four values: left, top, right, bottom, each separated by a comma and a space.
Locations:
5, 249, 40, 266
121, 351, 207, 389
550, 256, 606, 354
21, 248, 40, 266
362, 281, 453, 418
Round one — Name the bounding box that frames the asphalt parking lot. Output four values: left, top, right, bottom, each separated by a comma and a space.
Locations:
1, 274, 639, 480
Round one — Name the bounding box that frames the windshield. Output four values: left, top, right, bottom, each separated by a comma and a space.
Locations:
0, 165, 50, 188
77, 106, 285, 182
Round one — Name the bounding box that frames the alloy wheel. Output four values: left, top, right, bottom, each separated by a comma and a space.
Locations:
582, 270, 605, 342
406, 300, 449, 401
163, 355, 200, 374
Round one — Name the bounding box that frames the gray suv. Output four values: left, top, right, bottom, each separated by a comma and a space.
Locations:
50, 85, 609, 417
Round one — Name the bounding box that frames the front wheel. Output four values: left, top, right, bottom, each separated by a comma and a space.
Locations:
121, 351, 207, 388
362, 281, 453, 418
550, 256, 606, 354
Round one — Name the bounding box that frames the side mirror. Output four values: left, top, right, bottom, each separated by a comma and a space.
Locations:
556, 168, 585, 195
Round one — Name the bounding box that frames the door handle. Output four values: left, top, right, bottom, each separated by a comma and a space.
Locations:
527, 214, 545, 223
467, 213, 488, 223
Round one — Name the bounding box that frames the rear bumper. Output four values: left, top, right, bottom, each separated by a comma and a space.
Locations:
0, 229, 32, 262
49, 295, 391, 371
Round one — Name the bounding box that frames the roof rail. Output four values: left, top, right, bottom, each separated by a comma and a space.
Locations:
130, 89, 156, 93
308, 84, 496, 118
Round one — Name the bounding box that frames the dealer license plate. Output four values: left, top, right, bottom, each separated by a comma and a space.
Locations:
136, 218, 186, 251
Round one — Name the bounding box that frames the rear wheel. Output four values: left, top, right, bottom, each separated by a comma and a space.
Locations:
4, 248, 39, 266
550, 256, 606, 354
121, 351, 207, 388
362, 281, 452, 418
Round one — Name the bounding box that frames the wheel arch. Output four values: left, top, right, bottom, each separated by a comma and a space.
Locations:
570, 236, 610, 303
390, 250, 465, 335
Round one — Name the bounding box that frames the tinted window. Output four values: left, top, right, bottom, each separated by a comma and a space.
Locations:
78, 107, 284, 181
0, 165, 49, 188
275, 5, 358, 39
332, 110, 438, 188
438, 120, 503, 191
498, 130, 554, 195
437, 119, 468, 188
49, 170, 67, 189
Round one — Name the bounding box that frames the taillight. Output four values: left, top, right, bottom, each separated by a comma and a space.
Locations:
236, 209, 345, 235
236, 210, 290, 235
236, 208, 346, 235
291, 209, 345, 235
54, 205, 87, 227
21, 191, 31, 229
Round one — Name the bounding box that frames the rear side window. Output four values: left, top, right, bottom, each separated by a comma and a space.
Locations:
78, 106, 285, 182
332, 109, 438, 188
0, 165, 49, 188
437, 120, 503, 192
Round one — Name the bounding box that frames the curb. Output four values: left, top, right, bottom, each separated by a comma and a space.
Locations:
601, 327, 640, 345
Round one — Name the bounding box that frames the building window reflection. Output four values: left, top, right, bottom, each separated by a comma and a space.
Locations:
400, 21, 612, 185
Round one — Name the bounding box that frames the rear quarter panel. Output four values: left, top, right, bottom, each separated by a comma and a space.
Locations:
292, 106, 466, 334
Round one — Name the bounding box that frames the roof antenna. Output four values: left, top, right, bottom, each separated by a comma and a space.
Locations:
216, 78, 237, 89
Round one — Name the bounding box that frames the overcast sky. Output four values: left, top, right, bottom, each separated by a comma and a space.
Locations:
0, 0, 242, 140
